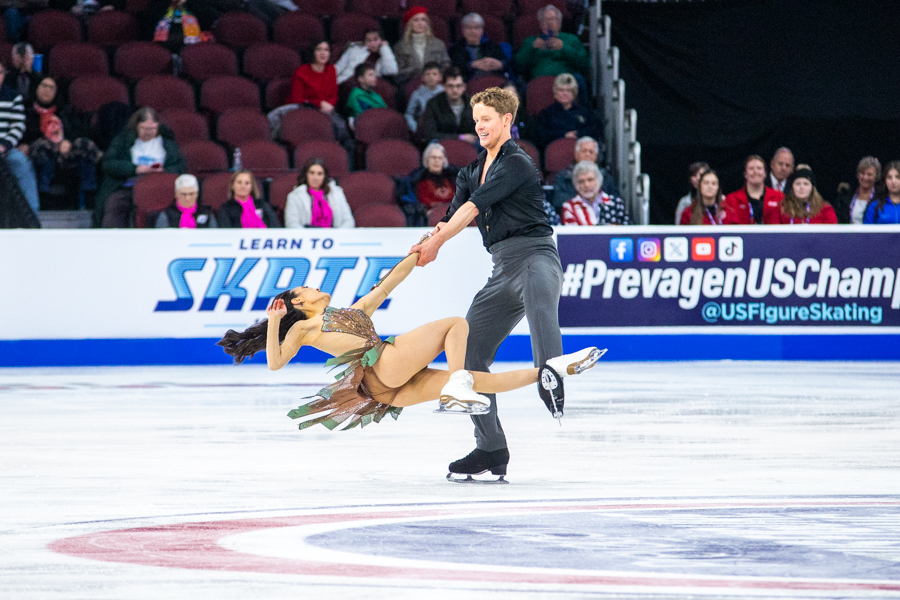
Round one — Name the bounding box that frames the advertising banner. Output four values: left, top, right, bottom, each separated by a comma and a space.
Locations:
557, 226, 900, 331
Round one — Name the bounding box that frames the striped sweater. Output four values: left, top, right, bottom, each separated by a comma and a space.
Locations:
0, 86, 26, 150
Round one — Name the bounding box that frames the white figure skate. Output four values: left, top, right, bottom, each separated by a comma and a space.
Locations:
435, 370, 491, 415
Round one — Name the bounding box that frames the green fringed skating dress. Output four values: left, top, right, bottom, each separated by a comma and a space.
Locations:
287, 306, 402, 431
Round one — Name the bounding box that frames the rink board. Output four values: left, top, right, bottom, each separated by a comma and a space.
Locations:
1, 226, 899, 366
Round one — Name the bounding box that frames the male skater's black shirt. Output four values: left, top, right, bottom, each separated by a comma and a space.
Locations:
441, 138, 551, 249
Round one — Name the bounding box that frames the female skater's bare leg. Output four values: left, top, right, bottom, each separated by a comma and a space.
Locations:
372, 317, 470, 388
389, 366, 540, 408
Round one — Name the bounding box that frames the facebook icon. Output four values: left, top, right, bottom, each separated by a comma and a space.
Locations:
609, 238, 633, 262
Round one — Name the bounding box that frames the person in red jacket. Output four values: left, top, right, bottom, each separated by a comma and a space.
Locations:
723, 154, 785, 224
680, 169, 736, 225
764, 166, 838, 225
284, 40, 351, 150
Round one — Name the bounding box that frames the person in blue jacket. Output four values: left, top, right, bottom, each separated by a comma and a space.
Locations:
864, 161, 900, 224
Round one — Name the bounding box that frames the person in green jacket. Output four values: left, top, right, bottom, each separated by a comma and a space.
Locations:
92, 107, 186, 228
346, 63, 388, 120
514, 5, 589, 81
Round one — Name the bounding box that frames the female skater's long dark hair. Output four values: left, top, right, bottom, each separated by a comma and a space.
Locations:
217, 291, 307, 364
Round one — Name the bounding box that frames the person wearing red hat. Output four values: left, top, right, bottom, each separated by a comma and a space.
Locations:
394, 6, 450, 85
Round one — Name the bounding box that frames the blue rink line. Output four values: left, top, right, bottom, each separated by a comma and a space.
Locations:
1, 334, 899, 366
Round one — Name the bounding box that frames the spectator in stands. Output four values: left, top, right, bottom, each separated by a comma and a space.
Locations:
399, 142, 457, 217
405, 61, 443, 133
769, 147, 794, 192
835, 156, 880, 224
95, 107, 186, 228
28, 108, 102, 210
673, 161, 709, 225
55, 0, 121, 15
449, 13, 509, 82
346, 64, 386, 121
393, 6, 451, 85
535, 73, 601, 149
9, 43, 40, 103
864, 161, 900, 225
419, 67, 476, 144
155, 173, 217, 228
153, 0, 202, 53
274, 40, 351, 150
284, 158, 354, 229
681, 169, 728, 225
765, 166, 837, 225
335, 28, 398, 86
561, 160, 630, 226
0, 62, 40, 215
515, 5, 589, 82
551, 135, 618, 211
723, 155, 784, 225
218, 169, 280, 228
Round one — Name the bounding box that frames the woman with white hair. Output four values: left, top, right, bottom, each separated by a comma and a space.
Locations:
561, 161, 631, 226
155, 174, 217, 228
399, 142, 458, 225
393, 6, 451, 85
535, 73, 602, 148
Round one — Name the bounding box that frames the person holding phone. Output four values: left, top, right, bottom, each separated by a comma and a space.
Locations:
514, 5, 589, 84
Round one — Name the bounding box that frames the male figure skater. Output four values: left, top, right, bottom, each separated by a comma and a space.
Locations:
412, 87, 571, 483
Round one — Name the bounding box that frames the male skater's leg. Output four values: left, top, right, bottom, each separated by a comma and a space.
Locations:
522, 241, 564, 369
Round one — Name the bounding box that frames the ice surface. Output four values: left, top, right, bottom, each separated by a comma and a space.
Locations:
1, 361, 899, 599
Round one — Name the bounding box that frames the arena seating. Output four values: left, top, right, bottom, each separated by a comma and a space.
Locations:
365, 139, 420, 177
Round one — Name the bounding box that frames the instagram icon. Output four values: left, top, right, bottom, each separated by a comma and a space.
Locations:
637, 238, 661, 262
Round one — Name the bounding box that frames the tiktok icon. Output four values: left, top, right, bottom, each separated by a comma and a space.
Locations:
718, 236, 744, 262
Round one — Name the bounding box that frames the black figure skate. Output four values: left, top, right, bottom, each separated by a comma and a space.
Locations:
539, 347, 607, 424
446, 448, 510, 484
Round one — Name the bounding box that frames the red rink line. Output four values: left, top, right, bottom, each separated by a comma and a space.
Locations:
49, 501, 900, 592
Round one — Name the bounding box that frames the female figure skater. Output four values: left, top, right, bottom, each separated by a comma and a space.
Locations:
217, 250, 603, 432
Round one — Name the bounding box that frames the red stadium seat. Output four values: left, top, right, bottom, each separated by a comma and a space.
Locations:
265, 77, 293, 111
28, 10, 82, 53
136, 75, 196, 112
269, 172, 300, 215
348, 0, 402, 18
125, 0, 151, 13
296, 0, 344, 17
200, 76, 261, 114
427, 203, 450, 226
199, 171, 234, 212
212, 11, 268, 50
365, 139, 419, 177
415, 0, 457, 18
0, 15, 6, 43
513, 14, 541, 49
515, 139, 541, 173
48, 43, 108, 81
429, 17, 451, 45
0, 43, 12, 70
216, 108, 270, 148
280, 107, 334, 146
467, 74, 507, 95
404, 76, 422, 100
161, 109, 210, 144
239, 140, 289, 178
114, 42, 173, 81
67, 76, 129, 113
461, 0, 514, 18
243, 43, 301, 82
330, 14, 380, 49
354, 108, 409, 145
544, 137, 576, 175
272, 13, 326, 53
181, 140, 229, 175
440, 138, 479, 168
293, 141, 350, 177
373, 77, 398, 111
181, 43, 239, 82
87, 10, 138, 47
526, 74, 556, 116
339, 172, 396, 212
469, 14, 507, 44
134, 173, 179, 228
353, 204, 407, 227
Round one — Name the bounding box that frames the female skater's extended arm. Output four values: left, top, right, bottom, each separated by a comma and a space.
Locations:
352, 252, 419, 316
266, 299, 305, 371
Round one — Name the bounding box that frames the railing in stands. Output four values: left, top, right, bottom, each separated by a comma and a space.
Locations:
589, 1, 650, 224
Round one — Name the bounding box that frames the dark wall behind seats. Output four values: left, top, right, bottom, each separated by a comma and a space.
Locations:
603, 0, 900, 224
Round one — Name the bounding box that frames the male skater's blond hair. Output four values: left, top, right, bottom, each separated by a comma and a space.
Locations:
470, 87, 519, 119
